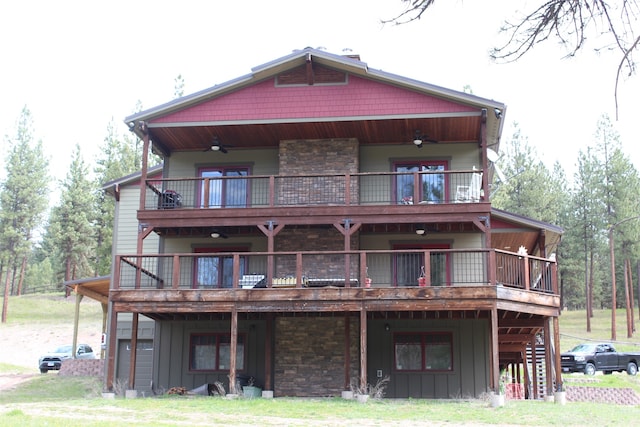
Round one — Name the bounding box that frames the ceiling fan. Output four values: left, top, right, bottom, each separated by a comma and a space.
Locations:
205, 137, 233, 154
413, 130, 438, 148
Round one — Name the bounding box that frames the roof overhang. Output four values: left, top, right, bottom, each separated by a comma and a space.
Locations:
64, 275, 110, 305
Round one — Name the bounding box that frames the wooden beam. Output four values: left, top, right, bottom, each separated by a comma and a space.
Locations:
229, 309, 238, 394
344, 314, 351, 390
490, 307, 499, 393
553, 316, 563, 392
264, 313, 273, 392
128, 313, 139, 389
360, 308, 367, 392
106, 311, 118, 391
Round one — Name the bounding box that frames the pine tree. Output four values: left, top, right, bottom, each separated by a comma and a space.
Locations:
46, 145, 97, 291
0, 106, 50, 322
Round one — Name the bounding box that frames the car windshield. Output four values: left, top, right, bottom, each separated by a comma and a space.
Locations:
52, 345, 72, 353
569, 344, 596, 353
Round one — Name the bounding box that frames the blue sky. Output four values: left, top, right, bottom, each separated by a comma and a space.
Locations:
1, 1, 637, 184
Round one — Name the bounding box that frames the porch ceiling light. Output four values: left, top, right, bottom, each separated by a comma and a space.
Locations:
413, 130, 423, 148
415, 225, 426, 235
211, 232, 221, 238
413, 130, 437, 148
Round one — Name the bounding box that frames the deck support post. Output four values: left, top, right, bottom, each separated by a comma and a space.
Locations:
553, 316, 563, 392
229, 308, 238, 394
264, 313, 273, 392
360, 308, 367, 392
128, 313, 139, 390
543, 317, 553, 397
530, 335, 539, 399
344, 313, 351, 390
105, 310, 118, 391
490, 307, 499, 393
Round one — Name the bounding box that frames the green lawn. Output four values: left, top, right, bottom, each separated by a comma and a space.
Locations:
0, 375, 639, 426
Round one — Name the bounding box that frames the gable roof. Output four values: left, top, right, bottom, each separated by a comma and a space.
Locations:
125, 47, 506, 156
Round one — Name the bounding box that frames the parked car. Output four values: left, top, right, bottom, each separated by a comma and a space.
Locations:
561, 343, 639, 376
38, 344, 96, 373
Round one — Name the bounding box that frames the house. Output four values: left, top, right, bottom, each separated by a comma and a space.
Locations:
104, 48, 563, 399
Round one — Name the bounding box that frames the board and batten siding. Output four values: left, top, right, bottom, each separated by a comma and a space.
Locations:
114, 186, 159, 255
153, 320, 267, 393
368, 318, 489, 398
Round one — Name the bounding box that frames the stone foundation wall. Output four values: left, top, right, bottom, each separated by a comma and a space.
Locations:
274, 316, 359, 397
59, 359, 104, 377
565, 385, 640, 405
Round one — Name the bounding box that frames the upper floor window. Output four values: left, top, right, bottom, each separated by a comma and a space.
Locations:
199, 167, 249, 208
189, 333, 245, 372
395, 161, 448, 204
394, 332, 453, 372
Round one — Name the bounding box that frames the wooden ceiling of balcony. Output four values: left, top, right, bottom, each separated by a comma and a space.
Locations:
148, 115, 482, 154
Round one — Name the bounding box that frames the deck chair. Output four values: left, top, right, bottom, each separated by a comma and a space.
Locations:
455, 168, 483, 202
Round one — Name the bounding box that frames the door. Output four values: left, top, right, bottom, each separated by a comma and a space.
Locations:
116, 339, 154, 394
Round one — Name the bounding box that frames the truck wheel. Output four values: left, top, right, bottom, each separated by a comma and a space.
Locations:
584, 362, 596, 376
627, 362, 638, 376
40, 368, 48, 374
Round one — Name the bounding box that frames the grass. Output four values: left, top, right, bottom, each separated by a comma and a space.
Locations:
2, 295, 640, 425
1, 293, 103, 326
1, 379, 639, 426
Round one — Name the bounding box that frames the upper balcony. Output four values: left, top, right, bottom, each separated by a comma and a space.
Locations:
138, 169, 489, 228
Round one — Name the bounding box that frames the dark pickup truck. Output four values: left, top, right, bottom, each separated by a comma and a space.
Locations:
561, 343, 639, 375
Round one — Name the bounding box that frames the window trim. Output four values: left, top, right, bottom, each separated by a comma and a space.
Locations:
188, 332, 246, 372
393, 331, 454, 372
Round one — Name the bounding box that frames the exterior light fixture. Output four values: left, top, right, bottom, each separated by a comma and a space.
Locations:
211, 232, 221, 238
413, 130, 423, 148
412, 130, 437, 147
415, 225, 425, 235
384, 323, 391, 332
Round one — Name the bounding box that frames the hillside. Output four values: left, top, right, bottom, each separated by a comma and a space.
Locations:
0, 294, 104, 370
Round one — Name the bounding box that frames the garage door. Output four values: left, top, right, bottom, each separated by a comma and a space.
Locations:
116, 339, 154, 395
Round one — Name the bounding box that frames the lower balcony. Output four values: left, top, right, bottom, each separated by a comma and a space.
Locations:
111, 249, 560, 317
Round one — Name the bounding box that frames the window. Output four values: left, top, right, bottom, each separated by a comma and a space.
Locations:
189, 333, 245, 372
393, 244, 450, 287
394, 332, 453, 372
199, 167, 249, 208
395, 161, 447, 204
194, 247, 247, 288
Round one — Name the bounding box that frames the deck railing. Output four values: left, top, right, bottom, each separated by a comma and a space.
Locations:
114, 249, 557, 295
145, 169, 484, 210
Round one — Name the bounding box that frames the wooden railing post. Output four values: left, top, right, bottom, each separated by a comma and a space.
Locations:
269, 176, 275, 207
413, 172, 421, 203
233, 254, 240, 288
345, 173, 351, 206
423, 250, 431, 286
522, 255, 530, 291
172, 255, 180, 289
360, 252, 368, 288
113, 256, 121, 290
203, 178, 210, 208
488, 250, 497, 285
296, 253, 303, 288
